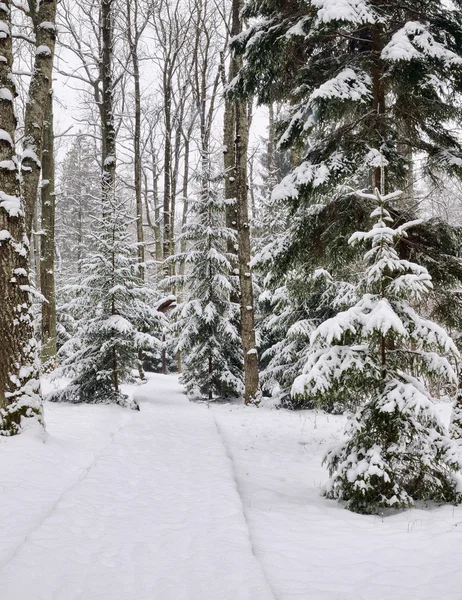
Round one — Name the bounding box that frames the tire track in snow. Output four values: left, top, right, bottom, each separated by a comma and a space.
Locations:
0, 413, 137, 574
213, 415, 279, 600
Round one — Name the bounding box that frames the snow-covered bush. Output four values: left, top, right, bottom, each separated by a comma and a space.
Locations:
294, 189, 461, 513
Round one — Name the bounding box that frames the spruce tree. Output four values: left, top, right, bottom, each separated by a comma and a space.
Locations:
293, 189, 461, 514
235, 0, 462, 196
261, 269, 355, 410
171, 168, 243, 401
233, 0, 462, 316
49, 195, 163, 409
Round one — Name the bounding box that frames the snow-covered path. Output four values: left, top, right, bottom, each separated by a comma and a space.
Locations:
0, 376, 274, 600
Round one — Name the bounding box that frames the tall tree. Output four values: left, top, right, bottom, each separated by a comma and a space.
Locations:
224, 0, 259, 405
101, 0, 117, 212
125, 0, 149, 281
171, 170, 243, 401
0, 0, 42, 435
49, 195, 164, 408
294, 189, 461, 513
22, 0, 58, 234
40, 92, 57, 367
235, 0, 462, 199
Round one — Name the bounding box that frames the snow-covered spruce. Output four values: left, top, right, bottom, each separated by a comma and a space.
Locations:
293, 189, 462, 514
169, 167, 243, 401
260, 269, 356, 411
235, 0, 462, 202
48, 195, 164, 409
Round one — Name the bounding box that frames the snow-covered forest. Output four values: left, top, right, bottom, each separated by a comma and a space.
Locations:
2, 0, 462, 597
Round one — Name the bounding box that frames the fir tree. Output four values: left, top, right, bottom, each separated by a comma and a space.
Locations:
293, 189, 462, 514
260, 269, 356, 410
171, 167, 243, 401
49, 195, 163, 409
235, 0, 462, 197
233, 1, 462, 336
56, 136, 100, 276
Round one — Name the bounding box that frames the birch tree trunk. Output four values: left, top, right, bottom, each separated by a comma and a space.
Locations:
224, 0, 259, 405
23, 0, 58, 235
40, 92, 57, 368
0, 0, 43, 435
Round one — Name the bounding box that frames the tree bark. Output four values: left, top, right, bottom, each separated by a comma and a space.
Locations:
0, 0, 43, 434
101, 0, 117, 211
23, 0, 58, 236
40, 92, 57, 368
126, 0, 145, 281
225, 0, 259, 405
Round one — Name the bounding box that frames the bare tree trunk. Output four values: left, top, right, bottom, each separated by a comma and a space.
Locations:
0, 0, 43, 434
23, 0, 58, 235
179, 132, 190, 278
101, 0, 117, 210
40, 92, 57, 368
32, 200, 41, 287
225, 0, 259, 405
126, 0, 145, 281
163, 85, 172, 274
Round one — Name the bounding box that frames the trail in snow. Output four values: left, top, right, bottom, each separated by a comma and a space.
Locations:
0, 375, 274, 600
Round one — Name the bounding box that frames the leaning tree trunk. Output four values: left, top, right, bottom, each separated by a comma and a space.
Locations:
0, 0, 43, 435
22, 0, 58, 236
224, 0, 259, 405
40, 92, 57, 368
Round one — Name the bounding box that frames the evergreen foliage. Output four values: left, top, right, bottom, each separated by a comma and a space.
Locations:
234, 1, 462, 352
293, 189, 461, 514
259, 269, 356, 410
171, 168, 243, 401
49, 195, 164, 409
235, 0, 462, 197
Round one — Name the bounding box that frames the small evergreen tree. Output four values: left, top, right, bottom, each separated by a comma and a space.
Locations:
49, 195, 163, 409
293, 189, 461, 514
260, 269, 356, 410
171, 168, 243, 401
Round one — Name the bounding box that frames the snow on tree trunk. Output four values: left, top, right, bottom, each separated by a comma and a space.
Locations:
40, 91, 57, 369
22, 0, 58, 236
101, 0, 116, 215
226, 0, 259, 405
293, 189, 462, 513
0, 0, 43, 435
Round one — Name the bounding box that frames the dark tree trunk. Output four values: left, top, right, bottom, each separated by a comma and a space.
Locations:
0, 1, 43, 434
23, 0, 58, 236
40, 92, 57, 368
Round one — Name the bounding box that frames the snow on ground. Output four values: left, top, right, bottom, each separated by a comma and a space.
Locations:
0, 375, 273, 600
212, 401, 462, 600
0, 374, 461, 599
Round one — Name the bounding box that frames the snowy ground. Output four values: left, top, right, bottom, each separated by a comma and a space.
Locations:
0, 374, 461, 599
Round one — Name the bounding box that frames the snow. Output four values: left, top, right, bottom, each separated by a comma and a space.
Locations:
1, 374, 461, 599
382, 22, 462, 65
312, 0, 377, 25
36, 45, 52, 57
0, 375, 273, 600
310, 69, 371, 103
0, 190, 21, 217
